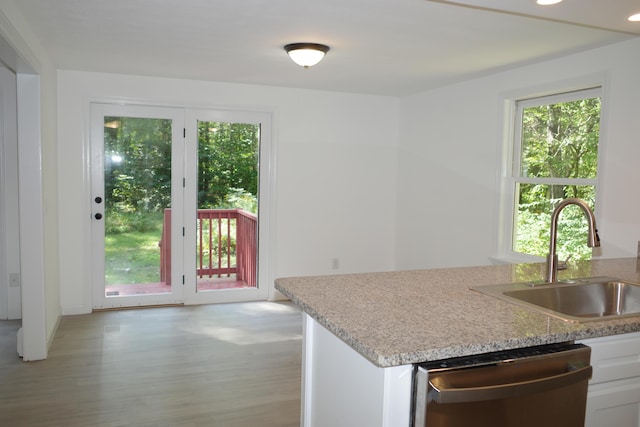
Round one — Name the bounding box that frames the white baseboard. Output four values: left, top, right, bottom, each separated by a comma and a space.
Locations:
61, 305, 92, 315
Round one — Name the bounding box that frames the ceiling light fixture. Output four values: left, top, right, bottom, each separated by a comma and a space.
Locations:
284, 43, 330, 68
536, 0, 562, 5
629, 13, 640, 22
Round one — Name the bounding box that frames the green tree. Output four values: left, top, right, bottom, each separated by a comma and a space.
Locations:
520, 98, 599, 206
104, 117, 260, 230
197, 121, 259, 211
104, 117, 172, 215
515, 96, 601, 260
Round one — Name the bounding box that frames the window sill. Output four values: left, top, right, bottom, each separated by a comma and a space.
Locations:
489, 253, 545, 266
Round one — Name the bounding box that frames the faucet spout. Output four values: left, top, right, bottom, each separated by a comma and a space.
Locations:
545, 198, 600, 283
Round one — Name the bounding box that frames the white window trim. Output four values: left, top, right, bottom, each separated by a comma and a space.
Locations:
493, 84, 605, 264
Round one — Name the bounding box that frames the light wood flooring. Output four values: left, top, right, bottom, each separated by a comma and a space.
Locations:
0, 301, 302, 427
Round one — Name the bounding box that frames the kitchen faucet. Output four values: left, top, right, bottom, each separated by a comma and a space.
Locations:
545, 198, 600, 283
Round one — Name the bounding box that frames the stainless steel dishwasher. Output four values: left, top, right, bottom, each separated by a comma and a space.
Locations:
411, 342, 592, 427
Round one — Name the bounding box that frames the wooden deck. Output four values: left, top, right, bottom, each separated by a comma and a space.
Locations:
105, 208, 257, 299
159, 208, 258, 287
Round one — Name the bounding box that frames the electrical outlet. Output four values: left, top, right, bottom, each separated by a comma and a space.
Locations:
331, 258, 340, 270
9, 273, 20, 288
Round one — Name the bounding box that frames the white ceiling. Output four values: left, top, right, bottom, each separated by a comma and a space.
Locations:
11, 0, 640, 96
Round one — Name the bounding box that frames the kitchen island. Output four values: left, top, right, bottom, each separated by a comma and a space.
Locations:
275, 258, 640, 426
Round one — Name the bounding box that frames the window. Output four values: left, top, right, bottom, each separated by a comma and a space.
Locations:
502, 87, 602, 261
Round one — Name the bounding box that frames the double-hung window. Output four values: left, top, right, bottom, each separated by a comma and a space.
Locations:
503, 87, 602, 261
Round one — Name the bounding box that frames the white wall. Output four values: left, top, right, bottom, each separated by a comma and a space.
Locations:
57, 71, 399, 314
396, 37, 640, 270
55, 28, 640, 314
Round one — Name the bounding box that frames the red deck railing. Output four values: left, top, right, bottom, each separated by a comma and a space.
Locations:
158, 208, 257, 287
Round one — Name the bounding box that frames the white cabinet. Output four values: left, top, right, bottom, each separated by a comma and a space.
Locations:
301, 314, 412, 427
580, 332, 640, 427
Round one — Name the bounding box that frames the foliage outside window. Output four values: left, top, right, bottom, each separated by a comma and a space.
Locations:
197, 121, 259, 213
103, 116, 260, 285
510, 88, 601, 261
104, 117, 260, 235
104, 117, 173, 234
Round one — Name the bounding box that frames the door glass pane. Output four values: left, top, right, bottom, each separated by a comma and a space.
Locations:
196, 121, 259, 292
103, 116, 172, 297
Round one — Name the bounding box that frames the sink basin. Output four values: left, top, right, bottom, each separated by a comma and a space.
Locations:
471, 277, 640, 323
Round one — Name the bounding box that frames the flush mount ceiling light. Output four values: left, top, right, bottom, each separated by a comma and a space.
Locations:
284, 43, 330, 68
536, 0, 562, 5
629, 13, 640, 22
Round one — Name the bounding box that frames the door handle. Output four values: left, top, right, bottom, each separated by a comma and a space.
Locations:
95, 213, 103, 220
428, 365, 592, 404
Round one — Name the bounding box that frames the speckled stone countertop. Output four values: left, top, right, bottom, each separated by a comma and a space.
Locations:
275, 258, 640, 367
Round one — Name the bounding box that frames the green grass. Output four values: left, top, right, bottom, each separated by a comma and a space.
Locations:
103, 212, 240, 286
105, 224, 163, 286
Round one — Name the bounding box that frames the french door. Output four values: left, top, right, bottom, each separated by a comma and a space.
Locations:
91, 103, 271, 309
183, 109, 270, 304
91, 104, 185, 309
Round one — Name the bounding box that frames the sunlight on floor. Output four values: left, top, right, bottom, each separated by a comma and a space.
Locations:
178, 301, 303, 345
237, 301, 301, 316
183, 325, 302, 345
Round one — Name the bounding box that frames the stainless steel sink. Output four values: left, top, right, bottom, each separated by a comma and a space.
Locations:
471, 277, 640, 323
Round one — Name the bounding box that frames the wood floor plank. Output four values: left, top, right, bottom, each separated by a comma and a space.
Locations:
0, 302, 302, 427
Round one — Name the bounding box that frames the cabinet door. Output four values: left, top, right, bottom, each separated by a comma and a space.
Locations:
585, 377, 640, 427
584, 333, 640, 385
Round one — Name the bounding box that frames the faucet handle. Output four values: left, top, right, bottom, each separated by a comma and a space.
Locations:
557, 255, 573, 271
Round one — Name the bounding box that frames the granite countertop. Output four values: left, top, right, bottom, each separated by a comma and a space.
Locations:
275, 258, 640, 367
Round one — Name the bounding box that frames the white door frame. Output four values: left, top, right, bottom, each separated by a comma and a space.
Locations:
0, 64, 20, 321
87, 102, 277, 308
0, 8, 59, 361
17, 73, 47, 360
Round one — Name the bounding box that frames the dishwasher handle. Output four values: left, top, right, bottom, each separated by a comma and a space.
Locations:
429, 365, 592, 404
